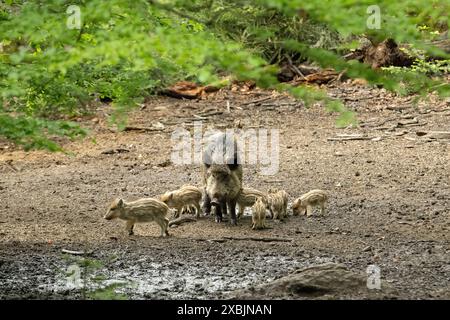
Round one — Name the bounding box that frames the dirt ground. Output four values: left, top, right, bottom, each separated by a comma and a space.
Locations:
0, 81, 449, 299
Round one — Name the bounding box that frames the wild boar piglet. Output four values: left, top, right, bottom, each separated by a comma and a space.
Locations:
104, 198, 170, 237
251, 197, 267, 230
292, 189, 328, 217
236, 187, 268, 219
160, 185, 202, 218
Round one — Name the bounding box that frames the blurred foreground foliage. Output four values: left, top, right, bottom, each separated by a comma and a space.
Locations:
0, 0, 449, 150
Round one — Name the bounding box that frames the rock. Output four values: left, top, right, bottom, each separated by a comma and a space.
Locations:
152, 121, 165, 130
229, 263, 377, 299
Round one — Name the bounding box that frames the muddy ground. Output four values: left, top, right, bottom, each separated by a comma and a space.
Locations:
0, 81, 449, 299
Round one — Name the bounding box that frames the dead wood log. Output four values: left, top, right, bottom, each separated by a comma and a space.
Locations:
162, 81, 205, 99
291, 69, 340, 85
363, 38, 414, 69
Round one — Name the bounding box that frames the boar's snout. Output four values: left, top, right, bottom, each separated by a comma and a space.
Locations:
104, 211, 114, 220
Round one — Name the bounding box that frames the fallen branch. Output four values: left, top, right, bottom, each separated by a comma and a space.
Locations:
397, 118, 418, 126
393, 130, 408, 136
124, 126, 163, 132
101, 148, 130, 154
416, 131, 450, 139
169, 216, 197, 227
385, 105, 411, 111
285, 54, 306, 79
207, 238, 227, 243
327, 134, 373, 141
397, 122, 427, 128
241, 96, 274, 106
62, 249, 85, 255
262, 179, 284, 183
197, 110, 223, 117
4, 160, 18, 172
192, 114, 208, 120
221, 236, 292, 243
397, 221, 416, 226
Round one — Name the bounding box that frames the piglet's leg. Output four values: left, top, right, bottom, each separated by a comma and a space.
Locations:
126, 220, 135, 235
194, 202, 201, 218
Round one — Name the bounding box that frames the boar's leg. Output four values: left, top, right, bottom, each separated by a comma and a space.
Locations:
212, 203, 223, 223
221, 201, 227, 216
203, 194, 212, 216
228, 199, 237, 225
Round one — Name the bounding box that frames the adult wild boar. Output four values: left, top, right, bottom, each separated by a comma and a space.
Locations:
202, 132, 243, 225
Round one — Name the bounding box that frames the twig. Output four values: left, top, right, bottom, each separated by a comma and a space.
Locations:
263, 179, 284, 183
327, 135, 373, 141
397, 122, 427, 128
148, 0, 208, 26
193, 114, 208, 120
397, 221, 416, 226
62, 249, 85, 255
197, 110, 223, 117
124, 126, 163, 132
221, 236, 292, 242
101, 148, 130, 155
241, 96, 274, 106
285, 54, 306, 79
385, 105, 411, 111
416, 131, 450, 139
4, 160, 18, 172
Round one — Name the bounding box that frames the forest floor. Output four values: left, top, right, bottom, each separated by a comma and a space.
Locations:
0, 80, 449, 299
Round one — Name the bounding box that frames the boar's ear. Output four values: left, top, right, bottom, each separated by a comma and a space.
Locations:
117, 199, 124, 207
